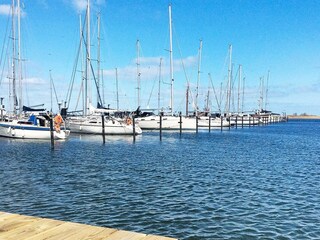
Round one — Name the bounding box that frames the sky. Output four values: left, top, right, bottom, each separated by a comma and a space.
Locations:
0, 0, 320, 115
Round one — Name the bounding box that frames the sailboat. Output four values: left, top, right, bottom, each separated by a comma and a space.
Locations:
0, 0, 70, 140
66, 0, 142, 135
135, 4, 206, 130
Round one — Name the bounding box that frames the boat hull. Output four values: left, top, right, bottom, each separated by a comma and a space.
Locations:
0, 122, 70, 139
136, 115, 207, 130
198, 117, 231, 128
67, 117, 142, 135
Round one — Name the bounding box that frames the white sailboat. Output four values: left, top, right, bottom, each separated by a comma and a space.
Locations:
0, 0, 69, 140
0, 112, 69, 139
136, 4, 206, 130
66, 0, 141, 135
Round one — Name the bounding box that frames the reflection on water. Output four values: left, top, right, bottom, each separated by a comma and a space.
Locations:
0, 120, 320, 239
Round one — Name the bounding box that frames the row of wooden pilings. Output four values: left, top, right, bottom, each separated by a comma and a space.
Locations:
50, 113, 286, 148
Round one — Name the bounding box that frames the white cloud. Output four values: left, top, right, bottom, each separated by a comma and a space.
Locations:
104, 55, 198, 82
23, 77, 46, 85
70, 0, 106, 13
0, 76, 46, 86
0, 4, 26, 17
0, 4, 10, 16
71, 0, 87, 12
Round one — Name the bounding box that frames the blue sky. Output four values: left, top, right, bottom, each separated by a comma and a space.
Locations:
1, 0, 320, 115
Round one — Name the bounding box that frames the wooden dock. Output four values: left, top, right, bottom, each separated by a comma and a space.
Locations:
0, 211, 177, 240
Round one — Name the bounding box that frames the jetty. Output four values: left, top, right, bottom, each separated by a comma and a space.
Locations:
0, 211, 177, 240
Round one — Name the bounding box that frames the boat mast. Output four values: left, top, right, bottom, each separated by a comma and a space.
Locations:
186, 84, 189, 115
237, 64, 242, 113
242, 76, 245, 113
11, 0, 17, 115
196, 39, 202, 116
226, 44, 232, 116
158, 58, 162, 115
168, 4, 174, 116
17, 0, 22, 115
259, 76, 264, 110
136, 39, 141, 107
97, 12, 101, 106
79, 14, 85, 113
265, 70, 270, 110
85, 0, 91, 115
115, 68, 119, 110
205, 89, 210, 113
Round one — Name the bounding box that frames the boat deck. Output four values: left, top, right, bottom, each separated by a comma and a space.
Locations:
0, 211, 177, 240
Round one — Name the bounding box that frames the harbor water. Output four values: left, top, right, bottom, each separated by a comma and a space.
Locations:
0, 120, 319, 239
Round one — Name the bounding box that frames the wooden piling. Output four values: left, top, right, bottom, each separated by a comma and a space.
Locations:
196, 115, 198, 134
179, 112, 182, 135
49, 114, 54, 149
132, 116, 136, 142
208, 115, 211, 132
160, 114, 162, 141
101, 115, 105, 144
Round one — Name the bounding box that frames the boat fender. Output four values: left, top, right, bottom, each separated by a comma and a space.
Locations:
126, 118, 132, 125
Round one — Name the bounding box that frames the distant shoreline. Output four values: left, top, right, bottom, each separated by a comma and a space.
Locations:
287, 115, 320, 120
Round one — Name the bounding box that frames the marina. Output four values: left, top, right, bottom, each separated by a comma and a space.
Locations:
1, 0, 320, 239
0, 120, 319, 239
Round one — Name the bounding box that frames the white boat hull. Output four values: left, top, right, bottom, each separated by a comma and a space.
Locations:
230, 117, 261, 126
198, 117, 231, 128
136, 115, 207, 130
67, 117, 142, 135
0, 121, 70, 139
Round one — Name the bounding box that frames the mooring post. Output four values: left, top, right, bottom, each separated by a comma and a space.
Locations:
242, 116, 244, 128
50, 113, 54, 149
132, 116, 136, 142
160, 113, 162, 141
249, 116, 251, 127
101, 115, 105, 144
221, 116, 223, 132
179, 112, 182, 135
208, 115, 211, 133
235, 115, 238, 129
196, 115, 198, 134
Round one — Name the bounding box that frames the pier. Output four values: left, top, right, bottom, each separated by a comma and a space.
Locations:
0, 211, 176, 240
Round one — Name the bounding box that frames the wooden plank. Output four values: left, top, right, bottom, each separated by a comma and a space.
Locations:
103, 230, 146, 240
71, 227, 117, 240
62, 225, 113, 240
0, 214, 39, 234
0, 218, 63, 240
0, 212, 177, 240
0, 212, 22, 222
141, 235, 177, 240
23, 221, 92, 240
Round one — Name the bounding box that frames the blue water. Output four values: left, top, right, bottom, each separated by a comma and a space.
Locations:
0, 120, 320, 239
